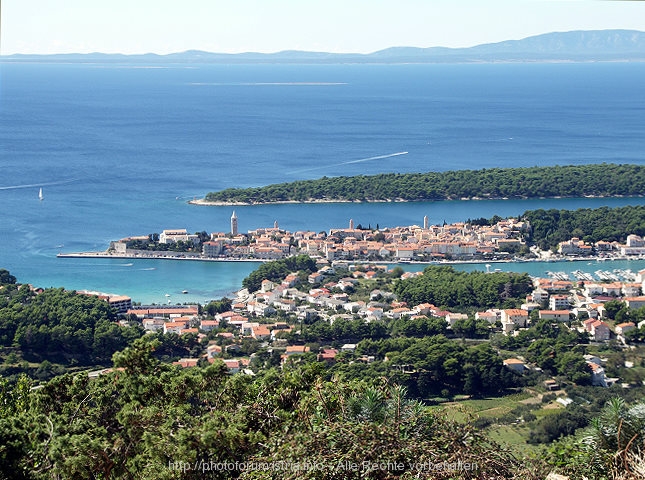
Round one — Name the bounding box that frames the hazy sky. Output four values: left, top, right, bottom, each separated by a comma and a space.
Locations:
2, 0, 645, 55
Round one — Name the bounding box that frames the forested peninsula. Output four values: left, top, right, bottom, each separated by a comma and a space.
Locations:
201, 164, 645, 205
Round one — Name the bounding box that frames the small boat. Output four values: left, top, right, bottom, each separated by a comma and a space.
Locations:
165, 293, 171, 297
182, 290, 189, 294
38, 188, 43, 201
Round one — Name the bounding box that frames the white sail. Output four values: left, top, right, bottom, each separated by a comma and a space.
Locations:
38, 188, 43, 201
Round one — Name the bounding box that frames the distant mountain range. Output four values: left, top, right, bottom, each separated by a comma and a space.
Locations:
4, 30, 645, 64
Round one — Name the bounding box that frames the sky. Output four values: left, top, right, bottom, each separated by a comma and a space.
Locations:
2, 0, 645, 55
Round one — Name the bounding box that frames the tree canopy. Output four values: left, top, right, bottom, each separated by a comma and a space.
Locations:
0, 283, 142, 367
521, 205, 645, 249
204, 163, 645, 204
392, 265, 533, 311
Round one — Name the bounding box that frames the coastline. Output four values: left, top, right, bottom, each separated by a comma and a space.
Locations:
190, 198, 367, 207
188, 194, 645, 207
56, 251, 267, 263
57, 250, 637, 267
188, 197, 536, 207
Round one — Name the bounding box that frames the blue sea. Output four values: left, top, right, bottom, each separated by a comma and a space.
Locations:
1, 61, 645, 304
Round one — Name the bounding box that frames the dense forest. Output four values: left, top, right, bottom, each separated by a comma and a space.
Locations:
0, 274, 142, 368
203, 163, 645, 204
392, 265, 533, 310
520, 205, 645, 250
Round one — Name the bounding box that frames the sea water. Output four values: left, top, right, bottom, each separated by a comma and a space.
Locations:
1, 61, 645, 303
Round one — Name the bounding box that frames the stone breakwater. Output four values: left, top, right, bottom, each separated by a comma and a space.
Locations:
56, 251, 265, 262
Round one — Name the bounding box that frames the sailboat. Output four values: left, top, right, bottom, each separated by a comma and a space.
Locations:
38, 188, 43, 201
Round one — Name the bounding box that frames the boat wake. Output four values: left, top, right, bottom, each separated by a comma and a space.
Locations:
0, 178, 83, 191
343, 151, 408, 165
190, 82, 347, 87
288, 151, 408, 175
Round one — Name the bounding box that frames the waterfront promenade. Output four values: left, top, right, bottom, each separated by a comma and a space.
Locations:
56, 248, 637, 267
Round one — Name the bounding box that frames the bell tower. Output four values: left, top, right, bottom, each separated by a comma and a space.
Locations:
231, 210, 238, 236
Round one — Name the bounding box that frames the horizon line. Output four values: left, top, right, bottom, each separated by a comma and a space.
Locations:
2, 28, 644, 58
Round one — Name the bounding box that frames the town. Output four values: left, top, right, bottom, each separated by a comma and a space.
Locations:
60, 211, 645, 390
83, 250, 645, 390
101, 211, 645, 263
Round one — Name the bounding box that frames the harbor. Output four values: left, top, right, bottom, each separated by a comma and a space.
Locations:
45, 254, 645, 305
548, 268, 639, 283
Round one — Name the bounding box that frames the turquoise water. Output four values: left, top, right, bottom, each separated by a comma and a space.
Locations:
1, 62, 644, 303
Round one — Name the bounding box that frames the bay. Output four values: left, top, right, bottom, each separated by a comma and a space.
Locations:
1, 61, 645, 303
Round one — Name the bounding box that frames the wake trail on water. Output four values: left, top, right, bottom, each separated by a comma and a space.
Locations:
288, 151, 408, 175
343, 151, 408, 165
0, 178, 83, 191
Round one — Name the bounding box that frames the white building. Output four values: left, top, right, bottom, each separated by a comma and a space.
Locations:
549, 295, 570, 311
159, 229, 199, 245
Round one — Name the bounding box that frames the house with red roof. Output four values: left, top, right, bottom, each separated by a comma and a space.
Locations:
199, 320, 219, 332
501, 309, 529, 328
587, 361, 608, 387
615, 322, 636, 336
317, 348, 339, 364
173, 358, 199, 368
223, 359, 240, 374
590, 320, 611, 341
625, 297, 645, 310
285, 345, 310, 356
251, 324, 271, 341
503, 358, 526, 373
163, 321, 188, 335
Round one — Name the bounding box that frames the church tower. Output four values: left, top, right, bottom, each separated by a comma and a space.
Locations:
423, 215, 429, 229
349, 218, 354, 230
231, 210, 238, 236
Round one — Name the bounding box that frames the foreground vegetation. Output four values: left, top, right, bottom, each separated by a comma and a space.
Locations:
203, 163, 645, 204
1, 339, 644, 479
0, 346, 531, 479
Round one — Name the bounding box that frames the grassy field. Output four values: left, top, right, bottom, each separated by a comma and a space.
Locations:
487, 425, 539, 455
431, 390, 566, 454
433, 392, 532, 421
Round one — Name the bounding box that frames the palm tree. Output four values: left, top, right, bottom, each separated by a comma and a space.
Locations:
583, 397, 645, 478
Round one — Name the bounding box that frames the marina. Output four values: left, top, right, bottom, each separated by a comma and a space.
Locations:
548, 268, 639, 283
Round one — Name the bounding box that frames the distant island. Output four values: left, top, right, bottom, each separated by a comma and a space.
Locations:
197, 164, 645, 205
3, 30, 645, 64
